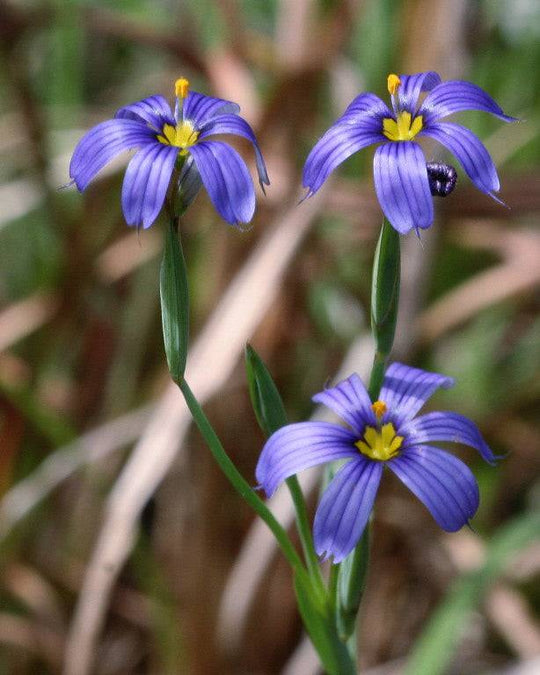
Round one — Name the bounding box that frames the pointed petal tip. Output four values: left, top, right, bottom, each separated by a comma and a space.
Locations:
59, 178, 76, 192
234, 219, 254, 232
299, 188, 314, 204
253, 472, 274, 498
466, 520, 478, 535
487, 190, 508, 208
487, 451, 507, 467
319, 550, 339, 564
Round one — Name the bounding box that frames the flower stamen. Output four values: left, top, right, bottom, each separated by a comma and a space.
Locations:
157, 121, 199, 155
383, 111, 423, 141
355, 423, 403, 461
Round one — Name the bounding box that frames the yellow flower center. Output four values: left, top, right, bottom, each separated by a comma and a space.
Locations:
157, 121, 199, 155
355, 422, 403, 461
383, 111, 423, 142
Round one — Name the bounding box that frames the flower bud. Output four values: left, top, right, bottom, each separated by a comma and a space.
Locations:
426, 162, 458, 197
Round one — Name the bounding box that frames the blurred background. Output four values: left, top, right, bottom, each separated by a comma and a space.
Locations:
0, 0, 539, 673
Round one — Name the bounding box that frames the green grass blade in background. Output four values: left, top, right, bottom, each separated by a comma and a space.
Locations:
405, 511, 540, 675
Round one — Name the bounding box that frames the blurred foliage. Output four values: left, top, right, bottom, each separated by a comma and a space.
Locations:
0, 0, 538, 673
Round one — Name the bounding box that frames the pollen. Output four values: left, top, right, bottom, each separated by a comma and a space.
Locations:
383, 111, 423, 142
371, 400, 387, 419
157, 120, 199, 155
355, 423, 403, 462
175, 77, 190, 99
387, 73, 401, 95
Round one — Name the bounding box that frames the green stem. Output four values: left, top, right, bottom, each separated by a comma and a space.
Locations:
286, 475, 326, 593
368, 350, 387, 401
177, 376, 310, 582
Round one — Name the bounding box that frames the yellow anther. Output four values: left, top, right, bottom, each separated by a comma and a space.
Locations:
371, 400, 387, 420
383, 111, 423, 142
175, 77, 190, 99
387, 73, 401, 96
355, 423, 403, 462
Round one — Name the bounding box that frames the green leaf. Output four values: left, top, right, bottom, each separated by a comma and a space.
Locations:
244, 344, 287, 436
405, 511, 540, 675
371, 218, 400, 357
160, 219, 189, 382
368, 217, 401, 399
336, 524, 370, 641
294, 571, 356, 675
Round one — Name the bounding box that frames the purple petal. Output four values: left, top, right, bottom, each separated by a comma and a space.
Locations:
421, 122, 501, 198
397, 72, 441, 113
121, 143, 178, 228
189, 140, 255, 226
373, 141, 433, 234
115, 95, 175, 129
183, 90, 240, 127
70, 119, 155, 191
400, 411, 498, 465
387, 445, 479, 530
380, 363, 454, 426
312, 374, 375, 435
339, 92, 392, 128
198, 114, 270, 189
314, 458, 382, 563
419, 80, 517, 125
303, 121, 382, 195
255, 422, 358, 497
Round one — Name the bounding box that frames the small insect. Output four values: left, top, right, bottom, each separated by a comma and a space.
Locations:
426, 162, 458, 197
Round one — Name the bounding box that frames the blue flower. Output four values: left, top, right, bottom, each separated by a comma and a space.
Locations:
70, 78, 269, 229
303, 72, 515, 234
256, 363, 498, 563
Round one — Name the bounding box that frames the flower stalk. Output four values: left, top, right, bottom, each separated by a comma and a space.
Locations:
334, 216, 400, 647
177, 375, 307, 577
